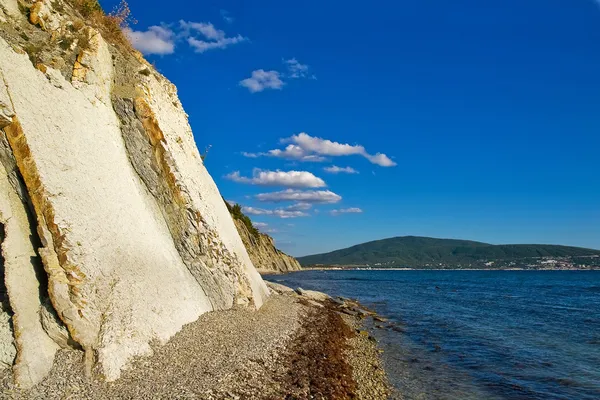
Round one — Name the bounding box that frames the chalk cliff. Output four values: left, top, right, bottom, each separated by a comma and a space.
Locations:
0, 0, 268, 388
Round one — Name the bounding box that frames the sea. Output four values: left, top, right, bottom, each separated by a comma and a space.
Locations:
266, 270, 600, 400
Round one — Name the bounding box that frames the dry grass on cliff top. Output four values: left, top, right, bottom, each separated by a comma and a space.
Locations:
66, 0, 133, 49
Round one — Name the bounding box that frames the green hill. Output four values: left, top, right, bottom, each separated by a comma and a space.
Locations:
297, 236, 600, 269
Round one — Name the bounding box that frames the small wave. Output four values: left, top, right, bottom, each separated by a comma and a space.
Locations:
541, 377, 580, 388
540, 304, 588, 312
344, 277, 398, 282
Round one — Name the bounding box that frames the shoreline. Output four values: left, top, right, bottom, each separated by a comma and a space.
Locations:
294, 267, 600, 271
1, 284, 391, 400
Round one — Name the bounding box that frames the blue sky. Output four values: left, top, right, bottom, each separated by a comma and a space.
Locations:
103, 0, 600, 256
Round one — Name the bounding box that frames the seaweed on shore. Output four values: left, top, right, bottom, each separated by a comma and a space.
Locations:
275, 300, 357, 400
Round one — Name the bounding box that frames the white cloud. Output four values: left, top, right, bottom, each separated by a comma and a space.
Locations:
180, 20, 247, 53
225, 169, 326, 188
267, 145, 327, 162
220, 9, 234, 24
239, 70, 284, 93
125, 21, 247, 55
286, 133, 396, 167
240, 58, 314, 94
246, 133, 396, 167
253, 222, 278, 233
284, 58, 311, 79
241, 152, 261, 158
289, 133, 364, 156
364, 153, 397, 167
242, 145, 326, 162
124, 26, 175, 55
330, 207, 363, 216
181, 21, 224, 40
286, 202, 312, 211
187, 35, 246, 53
242, 206, 309, 219
256, 189, 342, 204
324, 165, 359, 174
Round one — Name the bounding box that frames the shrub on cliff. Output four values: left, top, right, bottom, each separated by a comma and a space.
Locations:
224, 200, 260, 238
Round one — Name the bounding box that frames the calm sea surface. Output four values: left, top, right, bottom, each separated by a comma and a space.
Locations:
267, 270, 600, 400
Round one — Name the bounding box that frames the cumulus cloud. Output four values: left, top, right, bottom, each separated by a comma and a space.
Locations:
324, 165, 358, 174
187, 35, 246, 52
239, 70, 284, 93
245, 133, 396, 167
291, 133, 396, 166
240, 58, 314, 94
364, 153, 396, 167
242, 206, 309, 219
125, 21, 247, 55
256, 189, 342, 204
253, 222, 278, 233
124, 26, 175, 55
284, 58, 312, 79
267, 145, 327, 162
286, 202, 312, 211
241, 152, 261, 158
330, 207, 363, 216
180, 20, 247, 53
225, 169, 326, 188
180, 21, 224, 40
242, 146, 325, 162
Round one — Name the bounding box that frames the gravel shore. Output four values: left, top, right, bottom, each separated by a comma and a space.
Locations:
1, 287, 390, 399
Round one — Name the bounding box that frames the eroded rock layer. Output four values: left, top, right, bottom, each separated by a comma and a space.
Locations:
0, 0, 268, 387
233, 219, 302, 274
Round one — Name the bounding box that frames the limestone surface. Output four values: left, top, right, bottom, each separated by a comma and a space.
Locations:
0, 146, 61, 387
0, 0, 20, 22
0, 0, 268, 385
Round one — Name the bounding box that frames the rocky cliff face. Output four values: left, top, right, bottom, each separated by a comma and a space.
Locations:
233, 218, 302, 274
0, 0, 268, 388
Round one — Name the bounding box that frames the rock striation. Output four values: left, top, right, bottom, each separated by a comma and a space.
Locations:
231, 216, 302, 274
0, 0, 268, 388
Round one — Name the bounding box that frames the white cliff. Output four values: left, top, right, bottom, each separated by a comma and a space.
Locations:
0, 0, 268, 387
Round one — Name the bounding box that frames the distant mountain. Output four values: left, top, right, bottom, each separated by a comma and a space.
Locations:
297, 236, 600, 269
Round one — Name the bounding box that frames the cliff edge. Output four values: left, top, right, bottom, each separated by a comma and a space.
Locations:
225, 202, 301, 274
0, 0, 268, 388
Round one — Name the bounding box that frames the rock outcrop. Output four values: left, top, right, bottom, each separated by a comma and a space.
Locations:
0, 0, 268, 388
233, 218, 302, 274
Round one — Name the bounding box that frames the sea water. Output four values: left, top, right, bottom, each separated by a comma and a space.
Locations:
267, 270, 600, 400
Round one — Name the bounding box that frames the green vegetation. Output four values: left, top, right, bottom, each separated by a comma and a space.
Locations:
297, 236, 600, 269
224, 199, 260, 238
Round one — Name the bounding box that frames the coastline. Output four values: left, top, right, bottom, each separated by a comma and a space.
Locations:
1, 284, 391, 400
299, 267, 600, 271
